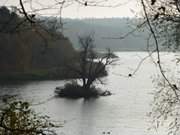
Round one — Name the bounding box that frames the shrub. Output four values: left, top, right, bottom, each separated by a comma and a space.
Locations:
55, 82, 99, 98
0, 101, 61, 135
55, 81, 112, 99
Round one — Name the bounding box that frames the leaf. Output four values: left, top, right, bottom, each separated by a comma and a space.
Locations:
151, 0, 156, 5
158, 6, 166, 12
153, 13, 160, 20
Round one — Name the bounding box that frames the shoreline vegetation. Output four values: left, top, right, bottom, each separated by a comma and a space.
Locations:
55, 82, 112, 98
0, 52, 117, 81
0, 7, 118, 82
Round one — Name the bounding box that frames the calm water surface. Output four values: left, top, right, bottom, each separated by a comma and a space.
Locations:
0, 52, 176, 135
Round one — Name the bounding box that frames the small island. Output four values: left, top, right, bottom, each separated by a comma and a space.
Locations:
54, 35, 114, 98
55, 83, 112, 99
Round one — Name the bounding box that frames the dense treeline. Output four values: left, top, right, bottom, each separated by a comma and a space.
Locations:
0, 6, 76, 80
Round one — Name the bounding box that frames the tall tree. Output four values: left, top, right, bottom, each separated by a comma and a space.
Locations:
66, 35, 114, 90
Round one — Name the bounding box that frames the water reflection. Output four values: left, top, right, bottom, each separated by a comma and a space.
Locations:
0, 52, 170, 135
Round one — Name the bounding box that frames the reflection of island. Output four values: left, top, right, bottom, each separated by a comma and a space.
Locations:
77, 99, 99, 135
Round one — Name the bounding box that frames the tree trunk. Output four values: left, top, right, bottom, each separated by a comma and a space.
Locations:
84, 78, 94, 90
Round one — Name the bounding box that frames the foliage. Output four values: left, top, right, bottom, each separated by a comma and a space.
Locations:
142, 0, 180, 51
141, 1, 180, 135
0, 6, 22, 33
0, 6, 77, 80
55, 81, 100, 98
0, 101, 61, 135
55, 80, 112, 98
149, 75, 180, 135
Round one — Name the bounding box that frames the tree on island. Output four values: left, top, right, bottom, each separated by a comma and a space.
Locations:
56, 34, 115, 98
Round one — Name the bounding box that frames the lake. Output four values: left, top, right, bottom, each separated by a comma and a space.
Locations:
0, 52, 177, 135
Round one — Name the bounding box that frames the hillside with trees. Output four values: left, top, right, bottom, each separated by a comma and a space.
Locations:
0, 6, 77, 80
62, 18, 150, 51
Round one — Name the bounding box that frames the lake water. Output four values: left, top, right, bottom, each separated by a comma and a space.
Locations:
0, 52, 177, 135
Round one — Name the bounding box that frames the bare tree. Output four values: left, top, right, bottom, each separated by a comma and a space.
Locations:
66, 34, 114, 90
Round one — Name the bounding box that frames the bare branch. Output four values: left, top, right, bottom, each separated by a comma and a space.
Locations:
19, 0, 35, 24
141, 0, 180, 100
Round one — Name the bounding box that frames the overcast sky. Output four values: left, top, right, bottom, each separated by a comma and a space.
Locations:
0, 0, 141, 18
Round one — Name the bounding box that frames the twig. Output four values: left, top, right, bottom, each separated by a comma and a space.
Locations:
141, 0, 180, 100
19, 0, 35, 24
102, 21, 146, 40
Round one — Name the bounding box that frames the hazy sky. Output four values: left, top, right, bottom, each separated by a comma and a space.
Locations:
0, 0, 140, 18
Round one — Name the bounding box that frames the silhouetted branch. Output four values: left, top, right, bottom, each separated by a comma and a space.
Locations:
19, 0, 35, 24
102, 21, 147, 40
141, 0, 180, 100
